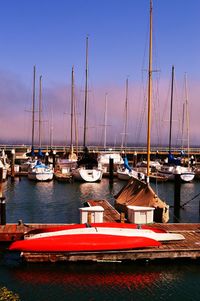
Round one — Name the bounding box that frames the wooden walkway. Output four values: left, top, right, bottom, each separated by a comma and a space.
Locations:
1, 200, 200, 263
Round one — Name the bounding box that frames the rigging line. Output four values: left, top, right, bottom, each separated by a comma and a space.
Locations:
173, 77, 182, 148
152, 81, 161, 146
135, 71, 148, 143
181, 191, 200, 207
135, 15, 149, 144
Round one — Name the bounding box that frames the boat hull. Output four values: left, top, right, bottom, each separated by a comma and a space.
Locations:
9, 234, 160, 252
180, 173, 195, 182
28, 172, 53, 181
72, 167, 103, 182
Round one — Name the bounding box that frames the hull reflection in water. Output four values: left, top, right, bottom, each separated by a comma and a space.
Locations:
12, 264, 162, 289
4, 260, 200, 301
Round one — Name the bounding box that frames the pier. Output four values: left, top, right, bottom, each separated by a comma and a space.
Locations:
1, 200, 200, 263
2, 144, 200, 161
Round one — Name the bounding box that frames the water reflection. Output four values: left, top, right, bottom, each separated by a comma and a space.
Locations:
5, 263, 187, 301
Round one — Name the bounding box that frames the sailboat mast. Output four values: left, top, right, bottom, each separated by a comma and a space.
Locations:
124, 77, 128, 151
31, 65, 36, 149
184, 73, 190, 164
39, 75, 42, 149
70, 66, 74, 149
103, 93, 108, 149
181, 103, 185, 150
50, 109, 53, 148
169, 65, 174, 153
83, 36, 88, 148
146, 0, 153, 181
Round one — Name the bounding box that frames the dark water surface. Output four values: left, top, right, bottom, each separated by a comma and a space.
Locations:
1, 177, 200, 300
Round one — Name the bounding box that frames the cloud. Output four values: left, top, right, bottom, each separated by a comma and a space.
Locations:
0, 71, 199, 148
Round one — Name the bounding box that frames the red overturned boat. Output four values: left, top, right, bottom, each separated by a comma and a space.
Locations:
9, 233, 160, 252
8, 222, 184, 253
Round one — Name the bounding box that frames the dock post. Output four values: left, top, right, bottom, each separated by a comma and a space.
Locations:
53, 150, 56, 168
174, 169, 181, 221
120, 212, 125, 223
45, 152, 49, 165
133, 151, 137, 167
11, 149, 15, 181
87, 211, 92, 224
199, 201, 200, 216
0, 168, 6, 225
109, 158, 114, 185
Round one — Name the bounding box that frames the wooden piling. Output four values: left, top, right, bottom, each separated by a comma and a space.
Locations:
52, 151, 56, 168
174, 172, 181, 208
109, 158, 114, 185
0, 168, 3, 198
174, 172, 181, 221
45, 152, 49, 165
11, 149, 15, 181
133, 151, 137, 167
0, 168, 6, 225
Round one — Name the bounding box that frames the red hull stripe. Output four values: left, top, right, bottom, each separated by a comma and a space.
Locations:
9, 234, 160, 252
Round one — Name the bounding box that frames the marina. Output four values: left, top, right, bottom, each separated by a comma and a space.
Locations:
0, 178, 200, 264
0, 167, 200, 300
1, 0, 200, 299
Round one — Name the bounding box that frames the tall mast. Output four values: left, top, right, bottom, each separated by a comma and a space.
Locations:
169, 65, 174, 153
103, 93, 108, 149
39, 75, 42, 149
184, 73, 190, 165
70, 66, 74, 150
50, 108, 53, 148
121, 77, 129, 150
83, 36, 88, 148
124, 77, 128, 151
181, 103, 185, 150
31, 65, 36, 150
146, 0, 153, 182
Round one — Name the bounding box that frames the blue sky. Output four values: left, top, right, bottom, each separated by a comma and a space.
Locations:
0, 0, 200, 146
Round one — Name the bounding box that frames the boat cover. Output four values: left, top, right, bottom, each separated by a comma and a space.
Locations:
114, 177, 169, 223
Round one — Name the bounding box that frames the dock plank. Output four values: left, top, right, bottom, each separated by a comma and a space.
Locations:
1, 200, 200, 263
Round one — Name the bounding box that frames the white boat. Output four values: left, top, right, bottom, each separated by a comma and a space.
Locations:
72, 166, 103, 182
28, 161, 54, 181
177, 166, 195, 182
158, 164, 194, 182
98, 152, 124, 175
72, 38, 103, 182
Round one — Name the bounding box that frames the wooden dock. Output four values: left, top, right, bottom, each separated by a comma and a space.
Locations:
1, 200, 200, 263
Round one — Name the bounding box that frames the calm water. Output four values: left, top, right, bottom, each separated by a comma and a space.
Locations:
1, 177, 200, 301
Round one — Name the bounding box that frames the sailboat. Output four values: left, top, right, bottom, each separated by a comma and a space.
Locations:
178, 73, 195, 182
115, 0, 169, 223
97, 93, 124, 176
28, 73, 54, 181
158, 67, 194, 182
54, 66, 77, 182
117, 78, 145, 181
72, 37, 103, 182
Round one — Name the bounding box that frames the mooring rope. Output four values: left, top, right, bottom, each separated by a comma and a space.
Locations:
181, 191, 200, 207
